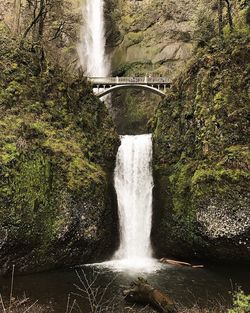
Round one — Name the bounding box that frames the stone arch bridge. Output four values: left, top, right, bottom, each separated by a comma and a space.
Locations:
87, 77, 172, 98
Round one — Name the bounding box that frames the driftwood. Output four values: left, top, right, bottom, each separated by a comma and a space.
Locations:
123, 277, 177, 313
160, 258, 204, 268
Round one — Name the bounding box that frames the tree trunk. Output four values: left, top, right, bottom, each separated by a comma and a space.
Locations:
225, 0, 234, 31
123, 278, 177, 313
37, 0, 45, 41
13, 0, 22, 34
218, 0, 224, 37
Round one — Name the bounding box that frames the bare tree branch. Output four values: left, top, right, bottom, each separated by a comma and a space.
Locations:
22, 4, 47, 40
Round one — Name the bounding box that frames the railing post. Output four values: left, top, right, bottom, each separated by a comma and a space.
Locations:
144, 76, 147, 84
116, 76, 119, 84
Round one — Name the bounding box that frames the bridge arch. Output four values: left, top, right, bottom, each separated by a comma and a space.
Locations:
96, 84, 167, 98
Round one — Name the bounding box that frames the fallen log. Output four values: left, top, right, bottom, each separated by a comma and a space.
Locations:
160, 258, 191, 267
123, 277, 177, 313
160, 258, 204, 268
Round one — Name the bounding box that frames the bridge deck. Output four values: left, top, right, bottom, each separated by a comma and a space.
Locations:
88, 77, 171, 87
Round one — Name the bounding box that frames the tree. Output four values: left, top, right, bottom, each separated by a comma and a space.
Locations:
218, 0, 224, 37
22, 0, 49, 41
218, 0, 234, 37
225, 0, 234, 31
13, 0, 22, 34
193, 1, 216, 46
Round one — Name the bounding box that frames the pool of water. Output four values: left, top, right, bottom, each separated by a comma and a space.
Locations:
0, 260, 249, 312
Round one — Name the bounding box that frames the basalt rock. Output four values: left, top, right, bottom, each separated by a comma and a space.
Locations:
105, 0, 199, 134
151, 31, 250, 264
0, 35, 120, 275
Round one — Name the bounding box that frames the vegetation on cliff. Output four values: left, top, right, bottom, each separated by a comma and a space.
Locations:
0, 21, 119, 273
1, 0, 82, 71
106, 0, 198, 134
152, 2, 250, 262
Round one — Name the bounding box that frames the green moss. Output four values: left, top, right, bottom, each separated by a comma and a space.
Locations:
67, 157, 105, 192
121, 14, 134, 31
124, 32, 143, 47
0, 35, 119, 263
169, 162, 195, 216
191, 167, 250, 197
152, 28, 250, 257
111, 46, 127, 69
0, 154, 56, 243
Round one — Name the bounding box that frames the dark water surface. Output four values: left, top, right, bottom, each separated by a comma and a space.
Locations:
0, 261, 250, 312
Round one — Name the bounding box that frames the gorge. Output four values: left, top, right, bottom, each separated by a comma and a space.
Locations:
78, 0, 158, 270
0, 0, 250, 312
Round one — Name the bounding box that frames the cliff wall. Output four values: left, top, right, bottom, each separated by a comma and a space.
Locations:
0, 5, 120, 274
105, 0, 199, 134
151, 21, 250, 263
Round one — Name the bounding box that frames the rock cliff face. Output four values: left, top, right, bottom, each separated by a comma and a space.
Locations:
151, 31, 250, 263
105, 0, 198, 134
0, 24, 119, 274
107, 0, 198, 77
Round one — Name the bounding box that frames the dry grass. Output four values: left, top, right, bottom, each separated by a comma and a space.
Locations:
67, 268, 229, 313
177, 304, 227, 313
0, 265, 49, 313
0, 296, 47, 313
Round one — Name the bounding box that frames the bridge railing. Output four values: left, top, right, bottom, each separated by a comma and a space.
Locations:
88, 77, 171, 84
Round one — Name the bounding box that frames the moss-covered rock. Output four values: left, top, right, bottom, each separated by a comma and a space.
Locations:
151, 31, 250, 264
105, 0, 198, 134
0, 33, 119, 274
108, 0, 198, 78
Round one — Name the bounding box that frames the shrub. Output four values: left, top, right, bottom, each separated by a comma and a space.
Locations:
228, 289, 250, 313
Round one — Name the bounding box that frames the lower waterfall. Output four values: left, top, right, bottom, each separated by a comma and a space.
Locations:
91, 134, 160, 272
111, 134, 160, 271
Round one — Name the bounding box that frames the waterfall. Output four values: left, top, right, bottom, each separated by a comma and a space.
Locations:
78, 0, 109, 77
114, 134, 153, 262
78, 1, 160, 272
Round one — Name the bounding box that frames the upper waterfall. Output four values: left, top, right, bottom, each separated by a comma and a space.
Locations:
114, 134, 153, 261
78, 0, 109, 77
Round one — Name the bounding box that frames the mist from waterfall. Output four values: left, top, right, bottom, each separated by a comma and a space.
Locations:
113, 135, 154, 265
78, 0, 109, 77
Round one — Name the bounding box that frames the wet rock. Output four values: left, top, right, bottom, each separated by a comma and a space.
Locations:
0, 37, 120, 275
151, 30, 250, 264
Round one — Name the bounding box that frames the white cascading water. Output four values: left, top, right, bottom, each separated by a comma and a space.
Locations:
113, 134, 156, 269
79, 1, 160, 271
78, 0, 109, 77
